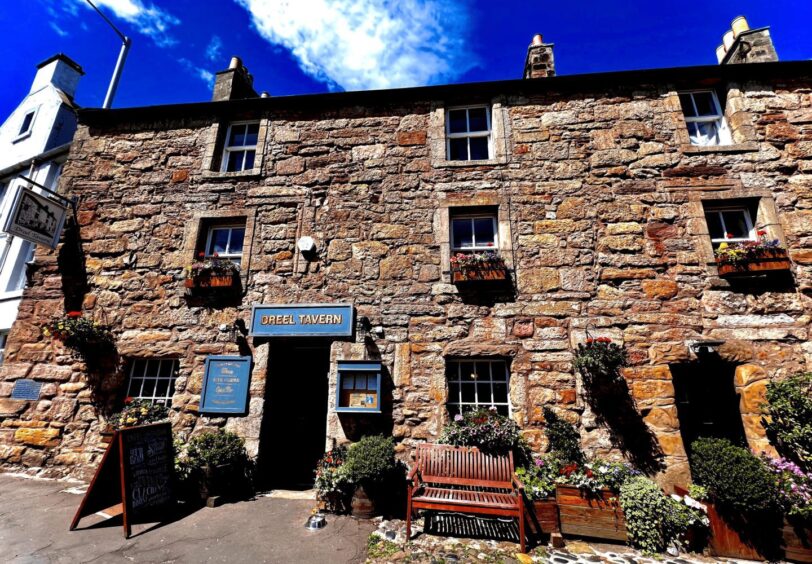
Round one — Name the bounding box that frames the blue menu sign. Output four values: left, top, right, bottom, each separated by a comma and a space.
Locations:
11, 379, 42, 400
249, 303, 354, 337
199, 356, 252, 415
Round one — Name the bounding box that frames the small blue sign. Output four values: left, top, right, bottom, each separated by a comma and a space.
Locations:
11, 379, 42, 401
249, 303, 354, 337
200, 356, 252, 415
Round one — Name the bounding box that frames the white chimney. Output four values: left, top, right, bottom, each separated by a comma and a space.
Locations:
30, 54, 84, 99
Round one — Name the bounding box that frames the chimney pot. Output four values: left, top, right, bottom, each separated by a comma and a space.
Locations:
731, 15, 750, 38
715, 45, 727, 63
531, 34, 544, 46
722, 29, 735, 50
229, 56, 242, 70
260, 91, 270, 98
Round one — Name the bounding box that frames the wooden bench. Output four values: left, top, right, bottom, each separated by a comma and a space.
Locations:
406, 444, 527, 553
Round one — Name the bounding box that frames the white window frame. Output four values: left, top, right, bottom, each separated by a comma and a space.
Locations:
705, 206, 756, 245
450, 214, 499, 253
125, 358, 179, 405
446, 105, 493, 161
14, 108, 38, 142
446, 358, 510, 416
680, 91, 732, 147
204, 224, 245, 267
220, 121, 259, 172
0, 330, 8, 366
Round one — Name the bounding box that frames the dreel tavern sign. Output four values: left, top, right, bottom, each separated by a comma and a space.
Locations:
249, 303, 354, 337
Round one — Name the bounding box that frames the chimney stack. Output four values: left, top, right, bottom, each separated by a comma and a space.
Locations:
523, 34, 555, 79
31, 54, 84, 100
211, 56, 258, 102
715, 16, 778, 64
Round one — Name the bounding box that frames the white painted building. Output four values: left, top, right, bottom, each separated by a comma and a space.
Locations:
0, 54, 84, 359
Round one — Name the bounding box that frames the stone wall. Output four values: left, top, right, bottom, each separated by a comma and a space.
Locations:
0, 74, 811, 488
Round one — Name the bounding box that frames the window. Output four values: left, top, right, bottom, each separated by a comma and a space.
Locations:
446, 106, 492, 161
446, 359, 510, 416
6, 241, 34, 292
125, 359, 179, 405
704, 207, 755, 246
679, 91, 731, 147
451, 214, 498, 252
0, 331, 8, 366
220, 122, 259, 172
204, 224, 245, 267
16, 110, 36, 140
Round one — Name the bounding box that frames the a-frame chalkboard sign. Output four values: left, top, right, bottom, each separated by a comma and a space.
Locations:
70, 422, 174, 538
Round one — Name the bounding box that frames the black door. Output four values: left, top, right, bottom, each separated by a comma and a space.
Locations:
259, 342, 330, 489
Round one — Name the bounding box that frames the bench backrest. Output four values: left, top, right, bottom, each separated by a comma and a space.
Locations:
415, 444, 514, 489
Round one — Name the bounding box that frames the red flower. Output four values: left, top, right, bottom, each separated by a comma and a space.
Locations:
124, 396, 134, 404
725, 232, 733, 239
597, 337, 612, 343
213, 252, 219, 258
586, 338, 594, 344
66, 311, 83, 318
757, 230, 767, 237
586, 469, 594, 478
198, 251, 205, 258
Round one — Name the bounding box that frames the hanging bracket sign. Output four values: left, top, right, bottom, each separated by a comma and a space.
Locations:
249, 303, 354, 337
3, 185, 69, 249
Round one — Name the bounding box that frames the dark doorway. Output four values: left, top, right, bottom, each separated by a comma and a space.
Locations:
258, 341, 330, 489
672, 359, 748, 457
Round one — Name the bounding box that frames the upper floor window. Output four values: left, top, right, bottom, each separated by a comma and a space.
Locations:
204, 224, 245, 267
15, 109, 37, 141
446, 106, 492, 161
451, 214, 498, 252
125, 358, 179, 406
679, 91, 731, 147
704, 206, 755, 247
446, 358, 510, 417
221, 122, 259, 172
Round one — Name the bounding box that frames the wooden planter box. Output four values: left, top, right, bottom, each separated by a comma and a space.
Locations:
531, 498, 560, 535
451, 265, 508, 283
555, 484, 626, 541
717, 248, 791, 277
185, 273, 235, 289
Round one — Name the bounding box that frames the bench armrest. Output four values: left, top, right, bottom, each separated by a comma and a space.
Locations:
512, 474, 525, 492
407, 465, 421, 486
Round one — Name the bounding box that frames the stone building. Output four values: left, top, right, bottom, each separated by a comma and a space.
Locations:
0, 19, 810, 490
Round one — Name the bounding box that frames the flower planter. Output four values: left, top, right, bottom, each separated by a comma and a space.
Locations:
351, 484, 376, 519
555, 484, 626, 541
198, 463, 237, 502
717, 248, 791, 277
185, 274, 235, 289
531, 497, 560, 535
451, 265, 508, 283
784, 520, 812, 563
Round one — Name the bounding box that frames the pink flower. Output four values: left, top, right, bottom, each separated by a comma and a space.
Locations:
454, 414, 464, 422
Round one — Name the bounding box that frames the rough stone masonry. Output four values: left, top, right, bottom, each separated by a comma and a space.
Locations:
0, 49, 810, 491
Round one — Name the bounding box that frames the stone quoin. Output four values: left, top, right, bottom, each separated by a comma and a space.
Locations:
0, 21, 810, 492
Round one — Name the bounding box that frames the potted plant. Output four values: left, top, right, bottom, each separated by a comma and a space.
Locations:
109, 397, 169, 430
763, 455, 812, 562
315, 446, 352, 513
343, 435, 397, 518
185, 252, 240, 289
183, 429, 253, 503
450, 251, 508, 283
42, 311, 115, 359
516, 454, 562, 535
714, 231, 791, 277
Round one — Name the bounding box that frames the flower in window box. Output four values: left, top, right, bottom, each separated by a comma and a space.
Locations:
450, 252, 508, 283
714, 231, 790, 276
185, 255, 240, 289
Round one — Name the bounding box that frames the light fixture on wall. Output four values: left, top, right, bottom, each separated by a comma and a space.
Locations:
297, 236, 316, 253
688, 340, 725, 356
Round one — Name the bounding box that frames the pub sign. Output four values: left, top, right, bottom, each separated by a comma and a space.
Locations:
249, 303, 354, 337
3, 186, 68, 249
199, 356, 252, 414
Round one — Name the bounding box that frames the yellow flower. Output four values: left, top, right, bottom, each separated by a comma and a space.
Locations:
43, 328, 50, 336
718, 242, 728, 250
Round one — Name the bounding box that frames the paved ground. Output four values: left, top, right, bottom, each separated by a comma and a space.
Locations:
0, 474, 375, 564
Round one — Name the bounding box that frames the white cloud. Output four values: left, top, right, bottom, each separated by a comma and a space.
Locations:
206, 35, 223, 63
72, 0, 180, 47
50, 22, 69, 37
234, 0, 473, 91
179, 58, 215, 88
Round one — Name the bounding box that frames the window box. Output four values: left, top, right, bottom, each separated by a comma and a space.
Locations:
716, 248, 791, 277
555, 484, 627, 542
184, 273, 236, 289
336, 361, 381, 414
450, 253, 508, 283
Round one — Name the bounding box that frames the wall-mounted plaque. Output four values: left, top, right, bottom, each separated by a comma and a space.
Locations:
3, 186, 68, 249
249, 303, 354, 337
336, 361, 382, 414
199, 355, 252, 415
11, 379, 43, 400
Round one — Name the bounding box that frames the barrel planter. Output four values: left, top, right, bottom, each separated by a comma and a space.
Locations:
351, 484, 377, 519
531, 497, 560, 535
555, 484, 626, 541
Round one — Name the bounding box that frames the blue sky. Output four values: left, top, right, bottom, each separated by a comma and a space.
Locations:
0, 0, 810, 118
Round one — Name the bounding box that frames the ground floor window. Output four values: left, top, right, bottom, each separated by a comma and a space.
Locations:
125, 358, 179, 405
446, 358, 510, 416
0, 330, 7, 366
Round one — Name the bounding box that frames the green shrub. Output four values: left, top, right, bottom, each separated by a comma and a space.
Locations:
763, 373, 812, 471
186, 430, 249, 469
344, 435, 397, 486
620, 476, 707, 554
543, 407, 584, 464
439, 407, 532, 465
690, 437, 779, 514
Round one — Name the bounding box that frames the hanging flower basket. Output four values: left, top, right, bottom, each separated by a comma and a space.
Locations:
450, 252, 508, 283
715, 231, 791, 277
185, 254, 239, 290
42, 311, 115, 356
573, 337, 628, 382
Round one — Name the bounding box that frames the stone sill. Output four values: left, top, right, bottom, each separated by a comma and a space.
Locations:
681, 142, 759, 154
432, 158, 507, 169
201, 169, 262, 181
